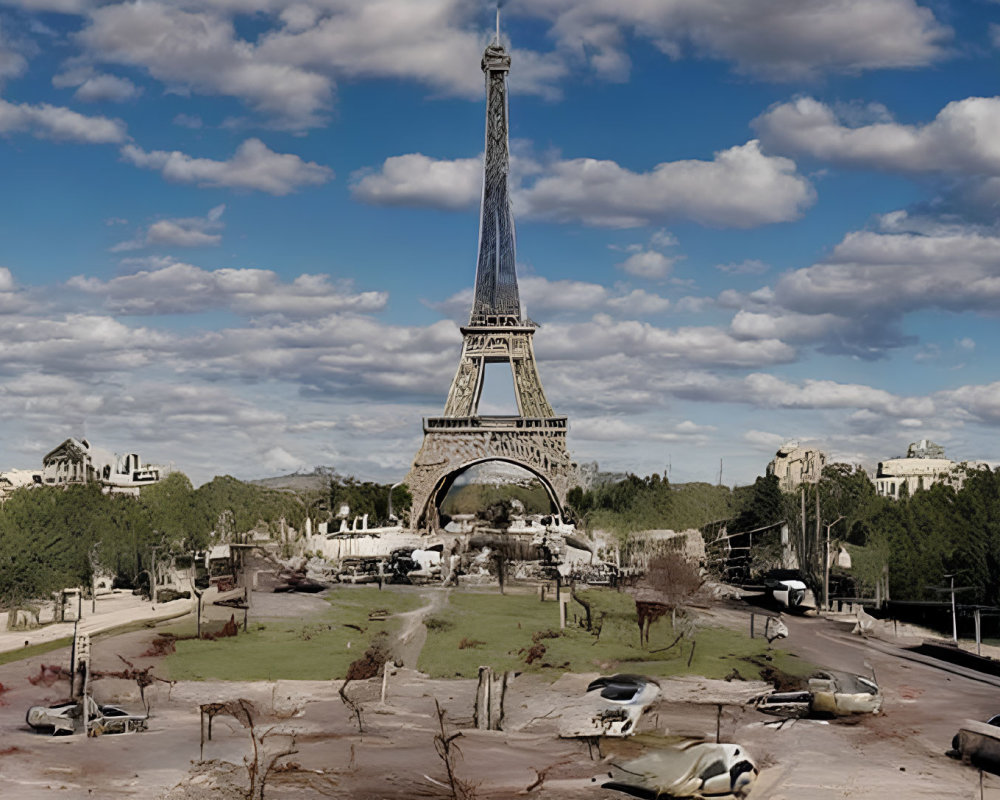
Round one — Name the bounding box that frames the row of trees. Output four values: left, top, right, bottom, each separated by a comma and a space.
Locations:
329, 475, 411, 525
567, 474, 736, 534
728, 465, 1000, 607
566, 463, 1000, 607
0, 473, 311, 605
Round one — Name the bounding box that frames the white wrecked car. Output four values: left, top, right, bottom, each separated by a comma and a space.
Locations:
603, 740, 758, 798
756, 669, 882, 718
763, 571, 816, 611
26, 696, 148, 735
560, 674, 660, 738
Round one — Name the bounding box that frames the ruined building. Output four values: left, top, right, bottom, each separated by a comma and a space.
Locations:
41, 438, 166, 496
404, 32, 574, 531
767, 441, 826, 491
875, 440, 986, 498
0, 468, 41, 501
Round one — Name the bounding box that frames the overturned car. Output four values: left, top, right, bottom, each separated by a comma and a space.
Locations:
756, 669, 882, 718
603, 740, 758, 799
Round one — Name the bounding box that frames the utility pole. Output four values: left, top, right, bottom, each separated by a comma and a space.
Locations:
949, 574, 957, 642
800, 486, 807, 570
932, 575, 973, 643
189, 549, 204, 639
149, 538, 162, 608
823, 516, 844, 612
814, 485, 821, 588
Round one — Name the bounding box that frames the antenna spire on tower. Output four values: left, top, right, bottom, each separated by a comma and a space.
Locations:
495, 3, 500, 43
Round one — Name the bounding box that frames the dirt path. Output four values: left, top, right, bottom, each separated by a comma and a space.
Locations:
391, 588, 448, 669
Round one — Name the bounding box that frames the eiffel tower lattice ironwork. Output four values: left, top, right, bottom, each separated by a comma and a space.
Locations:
405, 35, 574, 531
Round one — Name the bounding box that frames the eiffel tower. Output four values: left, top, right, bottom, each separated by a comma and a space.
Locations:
405, 31, 574, 531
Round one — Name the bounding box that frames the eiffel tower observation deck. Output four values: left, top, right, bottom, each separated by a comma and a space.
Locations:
405, 27, 574, 531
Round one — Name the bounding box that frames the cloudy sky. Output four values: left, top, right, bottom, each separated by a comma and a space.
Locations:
0, 0, 998, 487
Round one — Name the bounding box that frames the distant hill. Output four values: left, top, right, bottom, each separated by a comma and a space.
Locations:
249, 468, 333, 493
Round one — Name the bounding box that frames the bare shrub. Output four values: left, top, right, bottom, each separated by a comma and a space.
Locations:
633, 554, 705, 647
340, 632, 391, 733
433, 699, 477, 800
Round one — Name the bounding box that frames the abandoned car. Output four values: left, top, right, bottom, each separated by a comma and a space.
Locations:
560, 674, 660, 738
335, 557, 382, 584
763, 570, 815, 611
603, 740, 758, 798
756, 670, 882, 718
26, 697, 148, 735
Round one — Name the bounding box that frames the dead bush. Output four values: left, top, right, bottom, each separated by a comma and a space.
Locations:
523, 644, 546, 664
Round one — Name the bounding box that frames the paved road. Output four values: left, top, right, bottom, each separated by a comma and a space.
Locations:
0, 591, 197, 655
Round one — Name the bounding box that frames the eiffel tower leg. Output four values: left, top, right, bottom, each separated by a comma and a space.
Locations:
443, 356, 484, 418
512, 348, 554, 418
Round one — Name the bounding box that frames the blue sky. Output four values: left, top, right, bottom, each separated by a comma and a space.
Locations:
1, 0, 999, 487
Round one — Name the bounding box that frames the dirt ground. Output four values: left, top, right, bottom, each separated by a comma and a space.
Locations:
1, 588, 998, 799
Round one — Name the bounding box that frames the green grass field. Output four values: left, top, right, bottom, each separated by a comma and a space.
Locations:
0, 636, 73, 667
159, 584, 809, 683
418, 588, 809, 681
163, 587, 423, 681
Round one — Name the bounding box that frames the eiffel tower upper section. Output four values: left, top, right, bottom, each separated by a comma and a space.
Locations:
436, 34, 558, 420
471, 40, 521, 326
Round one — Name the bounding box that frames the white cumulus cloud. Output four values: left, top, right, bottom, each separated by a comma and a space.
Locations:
0, 97, 126, 142
514, 0, 950, 81
754, 95, 1000, 175
356, 141, 814, 229
112, 205, 226, 252
69, 260, 388, 318
120, 138, 332, 195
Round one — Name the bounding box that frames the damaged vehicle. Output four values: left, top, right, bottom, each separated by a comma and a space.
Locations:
949, 715, 1000, 773
756, 669, 882, 718
560, 674, 660, 738
385, 547, 442, 584
762, 570, 816, 612
603, 740, 758, 798
26, 697, 148, 735
571, 562, 620, 587
335, 557, 382, 584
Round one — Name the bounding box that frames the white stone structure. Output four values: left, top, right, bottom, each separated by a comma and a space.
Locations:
767, 441, 826, 492
41, 438, 167, 496
0, 468, 41, 501
875, 440, 986, 498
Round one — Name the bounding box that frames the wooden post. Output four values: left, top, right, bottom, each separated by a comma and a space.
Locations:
200, 709, 205, 762
474, 666, 508, 730
475, 666, 490, 730
381, 662, 392, 704
559, 592, 568, 629
716, 704, 722, 742
750, 613, 755, 640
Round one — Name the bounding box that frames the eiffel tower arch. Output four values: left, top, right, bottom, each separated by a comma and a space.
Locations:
405, 36, 574, 532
